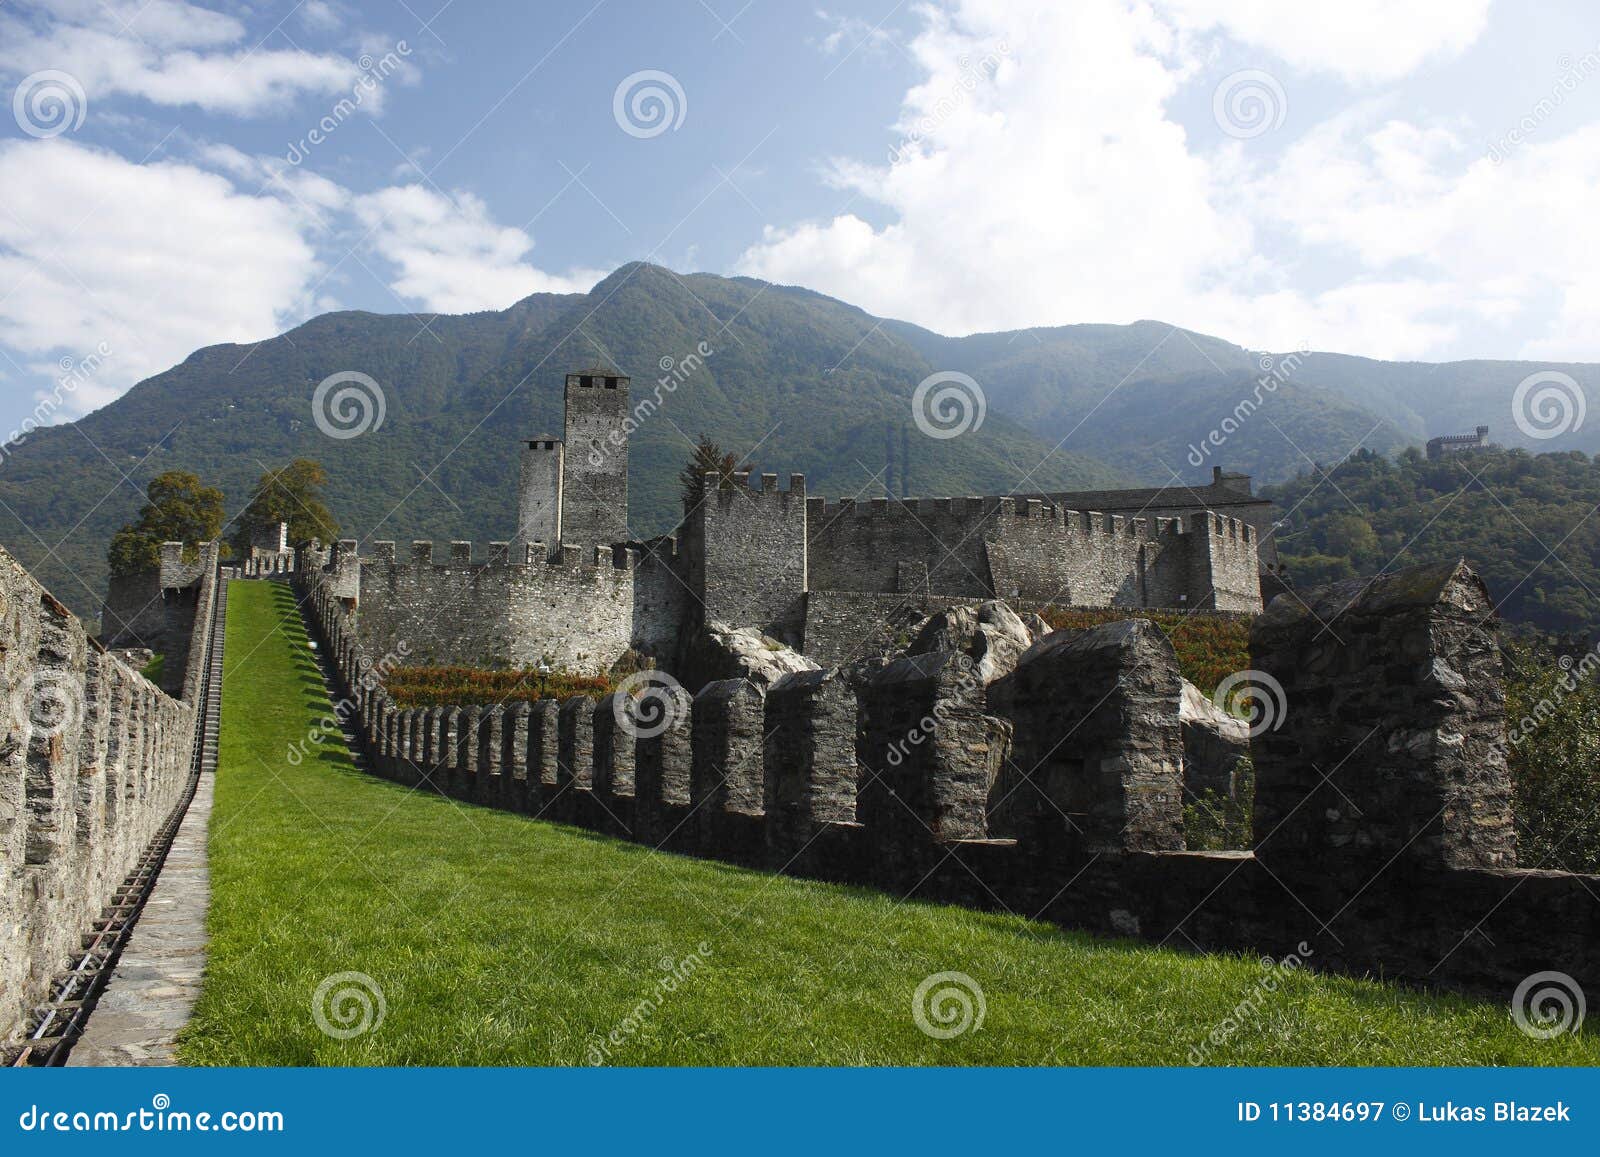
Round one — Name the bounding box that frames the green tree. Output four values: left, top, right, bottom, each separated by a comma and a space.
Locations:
233, 459, 339, 555
107, 470, 226, 577
678, 436, 748, 510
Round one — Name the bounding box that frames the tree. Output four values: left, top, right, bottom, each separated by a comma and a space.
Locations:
678, 435, 748, 509
107, 471, 225, 577
233, 459, 339, 555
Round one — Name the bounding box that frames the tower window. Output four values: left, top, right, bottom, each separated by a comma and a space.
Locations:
605, 376, 618, 388
580, 375, 593, 388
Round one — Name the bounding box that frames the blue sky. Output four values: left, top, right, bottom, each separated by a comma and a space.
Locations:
3, 0, 1600, 434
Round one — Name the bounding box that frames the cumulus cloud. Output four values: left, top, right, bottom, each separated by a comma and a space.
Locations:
737, 0, 1597, 361
0, 140, 321, 418
1156, 0, 1492, 84
354, 185, 604, 313
0, 0, 372, 117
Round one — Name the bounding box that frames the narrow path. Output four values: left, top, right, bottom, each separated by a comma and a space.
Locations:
67, 576, 229, 1066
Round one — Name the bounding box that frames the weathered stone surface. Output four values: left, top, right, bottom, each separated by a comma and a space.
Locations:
764, 668, 859, 850
906, 599, 1035, 684
991, 620, 1184, 852
683, 620, 818, 692
1180, 678, 1251, 799
690, 679, 766, 817
858, 651, 1010, 849
1251, 560, 1516, 874
557, 696, 596, 791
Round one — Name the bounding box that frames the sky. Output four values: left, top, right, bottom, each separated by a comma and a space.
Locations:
2, 0, 1600, 435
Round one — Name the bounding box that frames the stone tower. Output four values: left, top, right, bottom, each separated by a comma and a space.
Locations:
559, 368, 630, 549
515, 437, 564, 559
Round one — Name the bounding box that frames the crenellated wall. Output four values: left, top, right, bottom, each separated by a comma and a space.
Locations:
2, 541, 213, 1041
804, 492, 1261, 613
299, 559, 1597, 996
349, 539, 637, 673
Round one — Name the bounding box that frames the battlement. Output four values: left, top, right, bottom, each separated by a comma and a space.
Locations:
366, 540, 636, 571
298, 558, 1600, 999
566, 371, 629, 390
704, 470, 807, 509
804, 496, 1252, 544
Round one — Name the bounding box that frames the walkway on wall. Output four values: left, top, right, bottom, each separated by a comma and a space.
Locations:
58, 575, 230, 1067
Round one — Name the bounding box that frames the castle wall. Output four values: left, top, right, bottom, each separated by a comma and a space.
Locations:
804, 496, 1261, 613
2, 542, 210, 1042
352, 541, 634, 674
688, 474, 808, 643
299, 557, 1598, 997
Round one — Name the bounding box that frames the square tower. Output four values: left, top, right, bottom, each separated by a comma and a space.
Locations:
560, 369, 630, 549
515, 437, 564, 558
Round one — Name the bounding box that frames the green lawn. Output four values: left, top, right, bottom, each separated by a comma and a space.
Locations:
178, 581, 1598, 1066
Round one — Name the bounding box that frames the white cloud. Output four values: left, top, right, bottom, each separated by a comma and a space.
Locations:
740, 0, 1600, 362
354, 185, 603, 313
0, 139, 321, 418
0, 0, 370, 117
1155, 0, 1492, 84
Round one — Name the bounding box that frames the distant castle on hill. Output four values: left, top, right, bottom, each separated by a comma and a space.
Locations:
1426, 424, 1493, 460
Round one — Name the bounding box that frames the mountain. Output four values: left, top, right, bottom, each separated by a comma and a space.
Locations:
0, 263, 1123, 620
4, 260, 1597, 623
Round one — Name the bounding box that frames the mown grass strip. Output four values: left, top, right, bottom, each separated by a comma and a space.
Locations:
179, 581, 1596, 1066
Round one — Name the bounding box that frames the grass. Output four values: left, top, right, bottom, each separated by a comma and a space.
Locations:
178, 581, 1599, 1066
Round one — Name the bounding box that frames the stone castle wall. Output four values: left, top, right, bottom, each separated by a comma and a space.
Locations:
301, 559, 1597, 996
2, 541, 214, 1040
806, 492, 1261, 611
350, 540, 636, 673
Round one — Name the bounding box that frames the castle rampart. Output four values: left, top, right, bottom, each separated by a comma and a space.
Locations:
2, 541, 215, 1042
299, 558, 1597, 996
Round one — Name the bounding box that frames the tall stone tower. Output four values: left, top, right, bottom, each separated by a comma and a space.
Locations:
559, 368, 630, 549
514, 437, 564, 558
